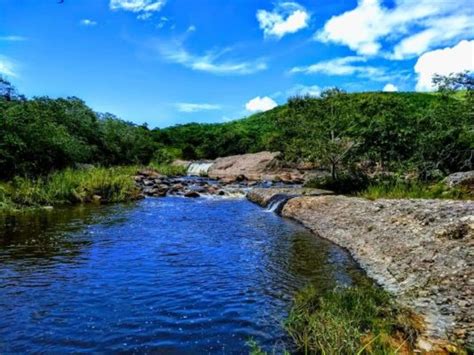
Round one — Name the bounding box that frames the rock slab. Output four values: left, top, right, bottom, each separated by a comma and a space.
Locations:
280, 195, 474, 349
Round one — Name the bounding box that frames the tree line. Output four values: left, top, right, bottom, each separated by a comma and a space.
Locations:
1, 73, 472, 181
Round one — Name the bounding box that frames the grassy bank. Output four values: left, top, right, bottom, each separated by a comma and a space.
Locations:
359, 181, 471, 200
305, 174, 471, 200
285, 285, 421, 355
0, 167, 140, 212
0, 164, 186, 213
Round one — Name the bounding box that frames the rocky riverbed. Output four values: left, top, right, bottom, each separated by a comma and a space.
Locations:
248, 188, 474, 352
134, 169, 273, 198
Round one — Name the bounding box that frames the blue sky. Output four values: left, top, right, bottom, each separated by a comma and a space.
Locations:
0, 0, 473, 127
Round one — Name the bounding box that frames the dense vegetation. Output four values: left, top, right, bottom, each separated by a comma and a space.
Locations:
1, 73, 472, 186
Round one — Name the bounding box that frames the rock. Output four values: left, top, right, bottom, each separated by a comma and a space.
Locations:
208, 151, 281, 181
171, 183, 184, 191
443, 171, 474, 191
92, 195, 102, 202
143, 179, 155, 187
247, 187, 334, 207
278, 195, 474, 348
184, 191, 200, 198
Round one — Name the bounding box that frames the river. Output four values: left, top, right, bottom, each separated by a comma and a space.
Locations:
0, 196, 367, 353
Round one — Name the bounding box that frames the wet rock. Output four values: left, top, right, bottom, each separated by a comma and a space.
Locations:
184, 191, 200, 198
247, 187, 334, 207
143, 179, 154, 187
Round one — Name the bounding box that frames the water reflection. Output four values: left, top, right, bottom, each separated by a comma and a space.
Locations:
0, 197, 368, 353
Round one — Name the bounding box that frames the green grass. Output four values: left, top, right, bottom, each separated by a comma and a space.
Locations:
148, 162, 187, 176
359, 181, 471, 200
0, 166, 142, 212
285, 285, 420, 355
0, 163, 188, 213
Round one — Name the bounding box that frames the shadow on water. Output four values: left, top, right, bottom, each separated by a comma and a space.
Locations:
0, 202, 136, 260
0, 197, 370, 353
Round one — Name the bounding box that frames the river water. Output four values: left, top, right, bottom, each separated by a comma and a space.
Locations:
0, 196, 367, 353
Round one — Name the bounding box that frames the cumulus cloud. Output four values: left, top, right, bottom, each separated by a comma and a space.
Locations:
245, 96, 278, 113
414, 40, 474, 91
175, 103, 221, 113
316, 0, 473, 59
80, 19, 97, 26
290, 56, 392, 82
157, 40, 267, 75
383, 83, 398, 92
110, 0, 166, 19
257, 2, 310, 39
0, 56, 16, 77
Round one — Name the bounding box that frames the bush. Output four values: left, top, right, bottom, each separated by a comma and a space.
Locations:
304, 172, 370, 194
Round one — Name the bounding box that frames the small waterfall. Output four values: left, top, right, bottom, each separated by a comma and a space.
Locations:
187, 162, 213, 176
266, 194, 293, 214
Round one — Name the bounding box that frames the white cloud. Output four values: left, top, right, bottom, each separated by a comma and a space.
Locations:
175, 103, 221, 113
245, 96, 278, 113
257, 2, 310, 39
287, 84, 321, 97
0, 56, 16, 77
391, 15, 473, 59
414, 40, 474, 91
383, 83, 398, 92
290, 56, 391, 81
0, 35, 27, 42
316, 0, 473, 58
110, 0, 166, 19
158, 41, 267, 75
80, 19, 97, 26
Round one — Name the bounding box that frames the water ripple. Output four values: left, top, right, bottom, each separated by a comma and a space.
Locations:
0, 197, 368, 353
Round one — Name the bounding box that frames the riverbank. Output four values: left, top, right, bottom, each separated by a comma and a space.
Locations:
0, 165, 189, 213
247, 188, 473, 352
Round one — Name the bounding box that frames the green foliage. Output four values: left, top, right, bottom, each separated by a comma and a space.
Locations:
0, 167, 141, 211
285, 285, 419, 355
246, 339, 267, 355
304, 173, 370, 194
147, 162, 187, 176
1, 73, 472, 186
359, 181, 471, 200
0, 95, 156, 178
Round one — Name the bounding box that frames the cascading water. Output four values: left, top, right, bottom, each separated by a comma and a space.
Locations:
187, 162, 213, 176
266, 194, 294, 214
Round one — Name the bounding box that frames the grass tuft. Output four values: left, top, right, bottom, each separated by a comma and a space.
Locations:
285, 285, 420, 355
0, 166, 141, 212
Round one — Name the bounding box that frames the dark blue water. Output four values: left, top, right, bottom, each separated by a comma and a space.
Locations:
0, 197, 367, 353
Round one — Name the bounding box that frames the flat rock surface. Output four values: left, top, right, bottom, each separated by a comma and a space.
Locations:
247, 187, 334, 207
280, 195, 474, 348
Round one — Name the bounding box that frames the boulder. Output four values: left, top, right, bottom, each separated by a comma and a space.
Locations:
184, 191, 200, 198
443, 171, 474, 191
208, 151, 281, 181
